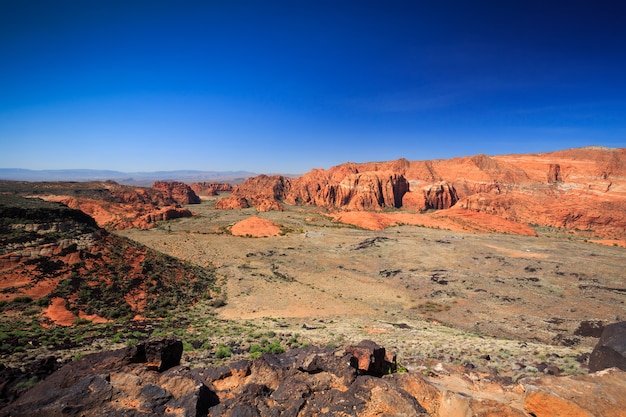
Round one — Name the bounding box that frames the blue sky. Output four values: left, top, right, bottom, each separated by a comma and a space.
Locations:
1, 1, 625, 174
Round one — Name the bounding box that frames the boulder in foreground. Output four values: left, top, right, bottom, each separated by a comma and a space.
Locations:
588, 321, 626, 372
2, 339, 626, 417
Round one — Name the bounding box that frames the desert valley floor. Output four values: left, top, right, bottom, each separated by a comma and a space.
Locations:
116, 195, 626, 377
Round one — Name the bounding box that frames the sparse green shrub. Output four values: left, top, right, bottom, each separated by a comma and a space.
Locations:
15, 376, 39, 390
215, 344, 232, 358
413, 301, 450, 314
36, 297, 51, 307
73, 317, 91, 326
12, 296, 33, 304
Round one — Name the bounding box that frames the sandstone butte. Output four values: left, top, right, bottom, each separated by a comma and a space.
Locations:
230, 216, 282, 237
216, 147, 626, 241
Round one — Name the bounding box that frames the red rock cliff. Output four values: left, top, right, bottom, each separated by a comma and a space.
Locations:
215, 147, 626, 238
215, 175, 288, 211
151, 181, 200, 204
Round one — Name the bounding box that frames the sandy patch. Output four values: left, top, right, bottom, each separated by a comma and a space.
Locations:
79, 311, 112, 324
329, 208, 537, 236
231, 216, 281, 237
433, 207, 538, 236
363, 328, 391, 334
484, 244, 549, 259
590, 239, 626, 248
44, 297, 77, 326
329, 211, 395, 230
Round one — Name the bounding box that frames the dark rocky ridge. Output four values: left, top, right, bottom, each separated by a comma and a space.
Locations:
2, 337, 626, 417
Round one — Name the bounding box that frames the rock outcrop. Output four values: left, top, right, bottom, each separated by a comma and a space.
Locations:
215, 147, 626, 239
6, 181, 197, 230
0, 194, 217, 326
3, 339, 626, 417
230, 216, 282, 237
547, 163, 562, 183
141, 206, 193, 225
523, 368, 626, 417
215, 175, 288, 212
402, 181, 459, 211
189, 182, 233, 196
219, 170, 410, 212
152, 181, 201, 205
0, 338, 186, 417
335, 171, 408, 210
588, 321, 626, 372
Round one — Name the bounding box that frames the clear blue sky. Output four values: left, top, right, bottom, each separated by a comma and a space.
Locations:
1, 1, 625, 174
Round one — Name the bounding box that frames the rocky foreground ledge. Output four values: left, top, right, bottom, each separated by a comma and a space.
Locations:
2, 326, 626, 417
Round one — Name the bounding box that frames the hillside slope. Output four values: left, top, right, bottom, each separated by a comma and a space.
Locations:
0, 194, 218, 352
0, 180, 199, 230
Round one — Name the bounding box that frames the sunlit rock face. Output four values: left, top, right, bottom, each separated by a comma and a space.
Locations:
215, 147, 626, 239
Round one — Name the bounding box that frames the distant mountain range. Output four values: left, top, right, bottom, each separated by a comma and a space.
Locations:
0, 168, 257, 185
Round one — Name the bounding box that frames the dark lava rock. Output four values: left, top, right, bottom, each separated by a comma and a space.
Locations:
0, 356, 61, 407
0, 340, 430, 417
344, 339, 396, 377
589, 321, 626, 372
574, 320, 605, 338
0, 338, 194, 417
140, 337, 184, 371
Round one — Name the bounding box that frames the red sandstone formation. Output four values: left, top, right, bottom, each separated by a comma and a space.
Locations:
214, 196, 250, 210
151, 181, 200, 204
0, 197, 216, 327
34, 181, 197, 230
230, 216, 282, 237
216, 147, 626, 238
215, 175, 288, 211
139, 206, 193, 226
189, 182, 233, 196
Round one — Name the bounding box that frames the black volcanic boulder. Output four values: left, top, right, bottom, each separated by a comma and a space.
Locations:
140, 337, 184, 371
0, 338, 195, 417
344, 339, 396, 376
588, 321, 626, 372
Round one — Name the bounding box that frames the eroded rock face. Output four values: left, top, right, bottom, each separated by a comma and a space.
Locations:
214, 196, 249, 209
3, 340, 626, 417
215, 147, 626, 239
152, 181, 201, 205
335, 171, 408, 210
29, 181, 198, 230
0, 195, 217, 329
422, 181, 458, 210
141, 206, 193, 226
547, 164, 562, 183
216, 175, 289, 211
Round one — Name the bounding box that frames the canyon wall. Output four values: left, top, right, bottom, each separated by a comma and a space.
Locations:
216, 147, 626, 238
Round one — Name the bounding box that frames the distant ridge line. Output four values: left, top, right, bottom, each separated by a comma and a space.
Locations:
0, 168, 258, 185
